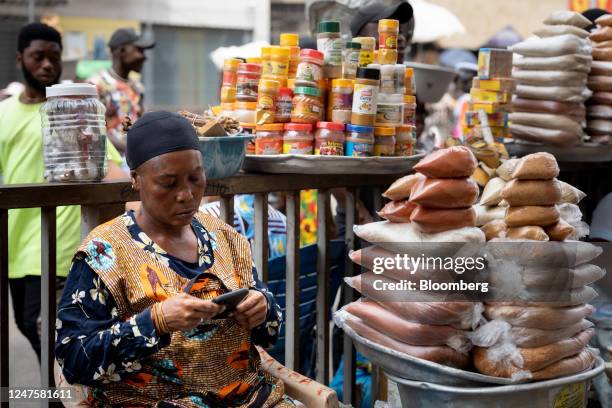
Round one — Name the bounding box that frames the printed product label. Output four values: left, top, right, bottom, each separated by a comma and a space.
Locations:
262, 61, 273, 76
376, 104, 403, 125
236, 79, 259, 98
352, 84, 379, 115
296, 62, 322, 83
379, 33, 398, 49
478, 50, 491, 79
222, 71, 237, 86
358, 51, 374, 67
374, 144, 395, 156
256, 137, 283, 155
395, 142, 414, 156
349, 50, 360, 66
283, 141, 313, 154
294, 100, 321, 116
269, 60, 289, 77
331, 93, 352, 110
346, 141, 373, 157
404, 105, 416, 126
316, 140, 344, 156
258, 95, 275, 110
276, 99, 293, 117
317, 37, 343, 66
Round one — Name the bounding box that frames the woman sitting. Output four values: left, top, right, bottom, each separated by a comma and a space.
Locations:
55, 111, 291, 407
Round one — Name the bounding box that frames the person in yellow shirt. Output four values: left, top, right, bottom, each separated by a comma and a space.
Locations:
0, 23, 125, 361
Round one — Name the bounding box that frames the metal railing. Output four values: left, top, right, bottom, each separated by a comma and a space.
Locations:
0, 172, 403, 407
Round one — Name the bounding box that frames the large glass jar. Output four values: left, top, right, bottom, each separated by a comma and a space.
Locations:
41, 83, 108, 182
315, 121, 344, 155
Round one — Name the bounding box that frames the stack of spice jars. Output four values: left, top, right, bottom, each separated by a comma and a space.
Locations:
398, 68, 417, 156
220, 58, 243, 117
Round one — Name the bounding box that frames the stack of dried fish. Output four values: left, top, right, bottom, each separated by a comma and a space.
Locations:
178, 110, 241, 136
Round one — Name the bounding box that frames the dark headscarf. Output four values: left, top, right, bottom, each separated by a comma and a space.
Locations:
126, 111, 199, 170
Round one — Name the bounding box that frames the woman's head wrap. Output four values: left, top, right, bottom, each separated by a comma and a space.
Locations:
126, 111, 199, 170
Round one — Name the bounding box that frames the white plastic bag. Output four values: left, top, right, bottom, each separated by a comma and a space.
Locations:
480, 177, 506, 206
544, 11, 592, 28
509, 34, 592, 57
513, 53, 592, 73
515, 84, 592, 102
512, 70, 587, 87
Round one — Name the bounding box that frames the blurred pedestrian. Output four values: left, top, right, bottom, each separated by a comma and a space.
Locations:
87, 28, 155, 157
0, 23, 124, 362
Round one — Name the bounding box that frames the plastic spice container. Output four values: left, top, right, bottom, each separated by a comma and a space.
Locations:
403, 94, 417, 126
394, 64, 406, 94
266, 46, 290, 81
41, 83, 109, 182
234, 101, 256, 123
343, 42, 361, 79
283, 123, 314, 154
222, 58, 242, 86
287, 78, 296, 90
275, 87, 293, 123
256, 79, 280, 124
280, 33, 300, 78
255, 123, 284, 155
373, 126, 396, 156
353, 37, 375, 67
315, 122, 345, 155
295, 49, 324, 88
317, 21, 343, 79
261, 47, 272, 77
395, 125, 416, 156
405, 68, 415, 95
378, 19, 399, 49
378, 48, 398, 65
220, 86, 236, 103
242, 123, 257, 154
247, 57, 262, 64
375, 93, 403, 127
329, 79, 353, 124
291, 86, 322, 124
380, 64, 396, 94
236, 63, 262, 102
345, 124, 374, 157
351, 67, 380, 126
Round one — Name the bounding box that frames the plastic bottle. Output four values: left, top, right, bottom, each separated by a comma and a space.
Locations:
405, 68, 415, 95
266, 46, 290, 86
343, 42, 361, 79
378, 19, 399, 50
275, 87, 293, 123
379, 64, 396, 94
283, 123, 314, 154
295, 49, 324, 88
256, 79, 280, 124
220, 58, 241, 103
317, 21, 343, 79
280, 33, 300, 79
255, 123, 284, 155
375, 93, 404, 127
345, 124, 374, 157
291, 86, 323, 124
315, 121, 345, 155
395, 125, 416, 156
328, 79, 353, 124
261, 46, 273, 77
403, 94, 417, 126
41, 83, 108, 182
353, 37, 376, 67
351, 67, 380, 126
373, 126, 396, 156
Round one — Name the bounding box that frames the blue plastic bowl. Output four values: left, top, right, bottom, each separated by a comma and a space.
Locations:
198, 135, 252, 180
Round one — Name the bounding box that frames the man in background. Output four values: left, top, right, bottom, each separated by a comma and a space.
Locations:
88, 28, 155, 158
350, 0, 414, 63
0, 23, 124, 362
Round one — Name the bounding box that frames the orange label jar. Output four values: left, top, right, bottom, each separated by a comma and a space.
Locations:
315, 121, 345, 155
378, 19, 399, 50
256, 79, 280, 124
395, 124, 416, 156
373, 126, 396, 156
291, 86, 323, 124
255, 123, 284, 155
283, 123, 314, 154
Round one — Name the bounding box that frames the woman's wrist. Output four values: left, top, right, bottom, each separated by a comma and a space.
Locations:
151, 302, 170, 334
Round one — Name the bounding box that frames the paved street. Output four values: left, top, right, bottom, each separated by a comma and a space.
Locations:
8, 292, 41, 388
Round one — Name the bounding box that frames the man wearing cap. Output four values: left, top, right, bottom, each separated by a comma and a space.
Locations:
350, 0, 414, 63
88, 28, 155, 156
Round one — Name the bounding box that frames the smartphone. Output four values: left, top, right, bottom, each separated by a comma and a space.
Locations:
213, 288, 249, 318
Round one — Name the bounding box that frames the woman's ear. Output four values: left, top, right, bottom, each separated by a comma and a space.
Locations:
131, 171, 140, 191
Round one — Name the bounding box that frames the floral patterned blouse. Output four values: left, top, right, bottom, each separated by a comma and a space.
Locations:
55, 211, 282, 388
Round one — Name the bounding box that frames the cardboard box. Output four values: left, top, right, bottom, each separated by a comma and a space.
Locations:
470, 88, 511, 103
465, 111, 508, 127
478, 48, 513, 79
469, 101, 512, 115
472, 77, 516, 92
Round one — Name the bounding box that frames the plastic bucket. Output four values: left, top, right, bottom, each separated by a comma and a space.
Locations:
198, 135, 252, 180
388, 357, 604, 408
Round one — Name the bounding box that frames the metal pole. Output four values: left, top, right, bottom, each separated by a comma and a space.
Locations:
28, 0, 35, 22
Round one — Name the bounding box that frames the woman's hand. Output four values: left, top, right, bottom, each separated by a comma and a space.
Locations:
160, 293, 225, 332
230, 290, 268, 330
